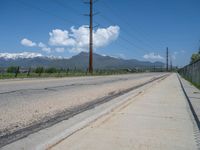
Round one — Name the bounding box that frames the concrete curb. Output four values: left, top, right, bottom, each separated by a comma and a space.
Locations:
177, 74, 200, 130
36, 90, 139, 150
177, 74, 200, 149
36, 75, 167, 150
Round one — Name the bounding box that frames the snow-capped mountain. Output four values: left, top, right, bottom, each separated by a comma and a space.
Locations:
0, 52, 165, 69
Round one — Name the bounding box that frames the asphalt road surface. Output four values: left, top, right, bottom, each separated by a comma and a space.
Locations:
0, 73, 166, 144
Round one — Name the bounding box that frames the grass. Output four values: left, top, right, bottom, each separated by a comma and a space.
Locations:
180, 74, 200, 90
0, 70, 133, 79
188, 80, 200, 90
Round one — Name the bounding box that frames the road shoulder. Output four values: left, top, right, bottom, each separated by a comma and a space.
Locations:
51, 73, 199, 150
178, 75, 200, 129
2, 74, 166, 150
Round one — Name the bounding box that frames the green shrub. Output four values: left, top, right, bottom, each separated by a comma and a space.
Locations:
35, 67, 44, 76
45, 67, 57, 73
7, 66, 18, 73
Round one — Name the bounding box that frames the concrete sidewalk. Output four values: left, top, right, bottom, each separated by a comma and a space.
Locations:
51, 74, 199, 150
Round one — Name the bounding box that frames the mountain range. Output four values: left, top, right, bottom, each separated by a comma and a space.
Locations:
0, 52, 165, 69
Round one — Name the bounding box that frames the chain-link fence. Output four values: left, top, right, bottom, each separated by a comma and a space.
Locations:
178, 60, 200, 87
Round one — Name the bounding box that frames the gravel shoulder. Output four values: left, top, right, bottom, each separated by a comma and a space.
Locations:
0, 73, 165, 138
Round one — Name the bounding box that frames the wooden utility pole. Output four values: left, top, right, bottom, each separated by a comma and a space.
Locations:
89, 0, 93, 73
166, 47, 169, 72
170, 56, 172, 71
199, 40, 200, 54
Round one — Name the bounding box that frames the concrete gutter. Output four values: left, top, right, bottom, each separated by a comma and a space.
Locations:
178, 74, 200, 130
2, 75, 167, 150
37, 76, 166, 150
51, 73, 199, 150
177, 74, 200, 149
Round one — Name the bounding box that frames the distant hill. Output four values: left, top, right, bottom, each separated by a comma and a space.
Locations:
0, 52, 165, 69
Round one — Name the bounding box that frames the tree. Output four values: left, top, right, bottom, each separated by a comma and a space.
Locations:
35, 67, 44, 76
27, 67, 31, 76
7, 66, 18, 73
15, 66, 20, 77
190, 48, 200, 63
45, 67, 57, 73
6, 66, 20, 77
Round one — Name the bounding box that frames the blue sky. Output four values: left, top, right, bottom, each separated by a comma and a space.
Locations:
0, 0, 200, 66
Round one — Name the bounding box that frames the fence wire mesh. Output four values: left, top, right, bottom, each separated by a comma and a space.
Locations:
178, 60, 200, 87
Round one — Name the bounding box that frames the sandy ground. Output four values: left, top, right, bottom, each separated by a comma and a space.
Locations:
0, 73, 165, 136
51, 74, 198, 150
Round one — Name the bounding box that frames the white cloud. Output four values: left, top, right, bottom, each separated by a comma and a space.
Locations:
55, 47, 65, 52
49, 25, 120, 53
49, 29, 75, 46
143, 52, 164, 60
21, 38, 36, 47
42, 47, 51, 53
21, 25, 119, 54
38, 42, 51, 53
38, 42, 46, 48
0, 52, 43, 59
94, 26, 119, 48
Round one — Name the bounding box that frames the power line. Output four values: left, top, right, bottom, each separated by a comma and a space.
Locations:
51, 0, 83, 16
98, 0, 172, 65
98, 13, 152, 52
118, 35, 149, 53
95, 7, 154, 54
94, 19, 150, 54
16, 0, 79, 25
99, 0, 165, 51
91, 24, 138, 56
18, 0, 151, 55
17, 0, 166, 63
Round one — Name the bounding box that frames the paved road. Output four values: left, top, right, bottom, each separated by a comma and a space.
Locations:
0, 73, 165, 139
51, 74, 199, 150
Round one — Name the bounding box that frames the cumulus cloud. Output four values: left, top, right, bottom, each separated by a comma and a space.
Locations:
49, 25, 120, 52
0, 52, 43, 59
21, 38, 36, 47
20, 25, 119, 54
38, 42, 51, 53
49, 29, 75, 46
38, 42, 45, 48
143, 52, 164, 60
94, 26, 119, 47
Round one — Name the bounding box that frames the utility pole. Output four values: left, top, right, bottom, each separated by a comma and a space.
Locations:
170, 56, 172, 71
199, 40, 200, 54
89, 0, 93, 73
166, 47, 169, 72
84, 0, 98, 73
